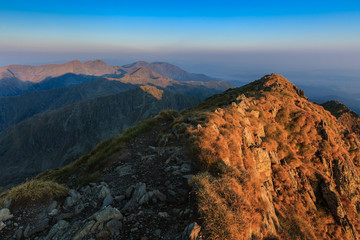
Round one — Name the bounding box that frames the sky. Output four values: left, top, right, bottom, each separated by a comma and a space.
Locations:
0, 0, 360, 96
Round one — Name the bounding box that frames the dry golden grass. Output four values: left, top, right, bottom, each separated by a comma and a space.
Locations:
190, 171, 265, 240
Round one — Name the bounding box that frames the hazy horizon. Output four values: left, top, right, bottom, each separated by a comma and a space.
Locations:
1, 0, 359, 98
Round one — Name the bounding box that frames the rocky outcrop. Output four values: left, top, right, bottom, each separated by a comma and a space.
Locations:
321, 181, 358, 240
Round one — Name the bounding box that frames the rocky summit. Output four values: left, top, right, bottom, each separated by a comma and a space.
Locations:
1, 73, 360, 239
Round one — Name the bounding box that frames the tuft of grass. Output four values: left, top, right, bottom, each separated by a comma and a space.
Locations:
0, 180, 68, 208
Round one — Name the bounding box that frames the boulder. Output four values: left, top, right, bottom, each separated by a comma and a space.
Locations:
0, 208, 13, 222
91, 206, 123, 223
181, 222, 201, 240
102, 193, 114, 208
45, 220, 69, 240
105, 219, 122, 235
73, 220, 95, 240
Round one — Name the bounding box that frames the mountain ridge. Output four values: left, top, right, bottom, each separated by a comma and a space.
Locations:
3, 74, 360, 239
0, 60, 234, 97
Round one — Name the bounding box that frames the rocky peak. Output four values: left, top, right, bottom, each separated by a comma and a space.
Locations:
255, 73, 306, 98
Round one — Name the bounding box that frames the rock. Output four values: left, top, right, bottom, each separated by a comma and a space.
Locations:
152, 190, 166, 202
96, 230, 110, 239
253, 148, 273, 189
0, 208, 13, 222
15, 227, 23, 240
154, 229, 161, 236
105, 219, 122, 235
23, 216, 49, 238
158, 212, 169, 218
0, 221, 5, 231
3, 198, 11, 209
91, 206, 123, 223
64, 196, 74, 208
250, 110, 260, 118
73, 220, 95, 240
236, 94, 250, 109
183, 175, 193, 179
58, 212, 74, 220
115, 195, 126, 202
269, 151, 280, 165
48, 209, 59, 216
172, 170, 182, 175
181, 222, 201, 240
180, 163, 192, 173
92, 222, 104, 232
139, 193, 150, 205
99, 185, 111, 199
80, 185, 91, 195
102, 193, 114, 208
69, 189, 82, 203
74, 203, 85, 215
116, 163, 134, 176
47, 201, 58, 213
45, 220, 69, 240
243, 127, 254, 147
122, 183, 147, 211
23, 225, 31, 238
321, 181, 358, 240
126, 185, 135, 198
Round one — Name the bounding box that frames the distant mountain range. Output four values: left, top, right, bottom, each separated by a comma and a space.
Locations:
0, 60, 232, 97
0, 60, 234, 187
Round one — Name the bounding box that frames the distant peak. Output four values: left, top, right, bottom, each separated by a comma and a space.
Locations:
139, 85, 164, 100
84, 59, 109, 66
122, 61, 150, 68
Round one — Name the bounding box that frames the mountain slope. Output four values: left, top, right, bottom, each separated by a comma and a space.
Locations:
2, 74, 360, 239
0, 86, 201, 187
181, 74, 360, 239
0, 68, 230, 133
0, 78, 135, 133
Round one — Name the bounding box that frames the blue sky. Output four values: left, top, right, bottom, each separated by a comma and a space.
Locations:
1, 0, 359, 52
0, 0, 360, 96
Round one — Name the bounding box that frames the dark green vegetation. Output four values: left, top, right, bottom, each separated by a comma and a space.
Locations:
0, 87, 200, 187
